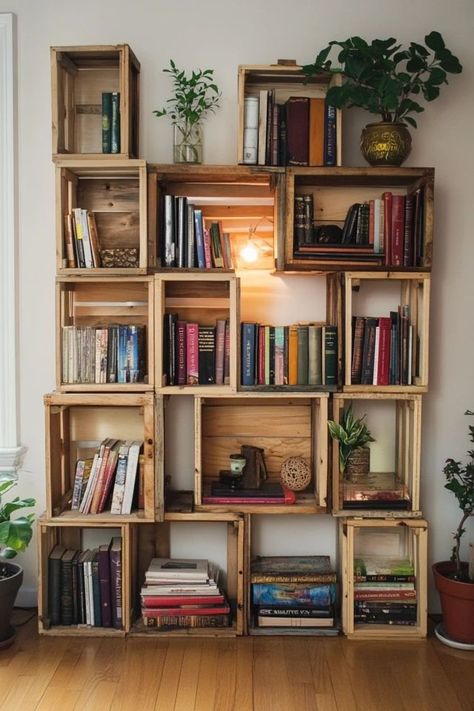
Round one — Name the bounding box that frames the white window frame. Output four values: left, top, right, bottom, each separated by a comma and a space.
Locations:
0, 13, 25, 475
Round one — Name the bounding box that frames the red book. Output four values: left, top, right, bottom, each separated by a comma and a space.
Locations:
176, 320, 187, 385
203, 228, 212, 268
97, 442, 121, 513
186, 323, 199, 385
376, 317, 392, 386
89, 439, 118, 514
403, 193, 415, 267
202, 488, 296, 505
224, 320, 230, 385
142, 604, 230, 618
141, 594, 225, 607
286, 97, 309, 166
382, 192, 392, 266
257, 325, 265, 385
391, 195, 406, 266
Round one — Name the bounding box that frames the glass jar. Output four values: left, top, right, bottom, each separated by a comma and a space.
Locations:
173, 120, 203, 164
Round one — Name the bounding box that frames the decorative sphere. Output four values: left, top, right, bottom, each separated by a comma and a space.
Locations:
280, 456, 311, 491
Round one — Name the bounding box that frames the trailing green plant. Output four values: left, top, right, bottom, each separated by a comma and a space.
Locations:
0, 476, 35, 578
443, 410, 474, 582
302, 32, 462, 127
328, 405, 375, 474
153, 59, 221, 127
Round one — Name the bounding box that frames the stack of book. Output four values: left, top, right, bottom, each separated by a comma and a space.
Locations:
48, 537, 122, 629
351, 307, 415, 386
243, 92, 336, 167
202, 481, 296, 506
293, 188, 425, 267
251, 555, 338, 630
241, 322, 337, 387
163, 316, 230, 386
62, 324, 146, 384
140, 558, 231, 630
71, 439, 143, 515
161, 196, 233, 269
354, 557, 417, 626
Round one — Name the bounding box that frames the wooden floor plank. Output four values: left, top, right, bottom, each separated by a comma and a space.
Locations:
111, 639, 168, 711
212, 639, 237, 711
174, 639, 203, 711
193, 639, 219, 711
152, 639, 186, 711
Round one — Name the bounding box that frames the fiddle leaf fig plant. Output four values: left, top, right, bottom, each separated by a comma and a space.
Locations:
443, 410, 474, 581
328, 405, 375, 474
0, 476, 36, 577
302, 32, 462, 127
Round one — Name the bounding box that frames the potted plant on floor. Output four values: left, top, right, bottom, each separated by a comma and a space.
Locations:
153, 59, 221, 164
0, 475, 36, 648
432, 410, 474, 647
328, 405, 375, 481
302, 32, 462, 166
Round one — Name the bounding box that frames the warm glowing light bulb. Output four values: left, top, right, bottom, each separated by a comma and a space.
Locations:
240, 241, 259, 263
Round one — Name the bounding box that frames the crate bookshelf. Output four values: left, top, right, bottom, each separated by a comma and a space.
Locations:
237, 63, 342, 167
344, 271, 430, 392
38, 517, 130, 635
44, 392, 162, 522
340, 518, 428, 639
194, 393, 328, 514
55, 158, 149, 275
284, 167, 434, 272
51, 44, 140, 158
331, 393, 422, 517
56, 275, 154, 391
148, 164, 284, 271
129, 513, 245, 637
155, 272, 239, 393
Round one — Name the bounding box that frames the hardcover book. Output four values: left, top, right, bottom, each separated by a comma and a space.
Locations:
252, 582, 337, 607
286, 97, 309, 166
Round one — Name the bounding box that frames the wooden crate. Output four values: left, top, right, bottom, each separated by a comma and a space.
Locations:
331, 393, 422, 517
44, 392, 163, 522
37, 517, 130, 635
237, 64, 342, 167
51, 44, 139, 158
194, 393, 329, 514
340, 518, 428, 639
284, 167, 434, 272
344, 271, 430, 392
155, 272, 239, 393
128, 513, 245, 637
56, 276, 154, 391
55, 158, 149, 274
148, 164, 285, 271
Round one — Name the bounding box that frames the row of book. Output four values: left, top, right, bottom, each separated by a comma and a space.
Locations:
351, 309, 416, 386
48, 537, 122, 628
242, 93, 337, 167
163, 316, 230, 386
71, 439, 143, 515
293, 188, 425, 268
354, 556, 417, 626
62, 325, 146, 385
251, 555, 338, 630
141, 558, 231, 629
64, 208, 101, 269
161, 195, 234, 269
241, 322, 337, 387
101, 91, 120, 154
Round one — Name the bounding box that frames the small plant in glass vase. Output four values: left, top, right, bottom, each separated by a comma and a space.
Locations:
153, 59, 221, 164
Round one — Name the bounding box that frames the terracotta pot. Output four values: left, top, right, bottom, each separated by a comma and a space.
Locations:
432, 561, 474, 644
360, 122, 412, 167
0, 562, 23, 643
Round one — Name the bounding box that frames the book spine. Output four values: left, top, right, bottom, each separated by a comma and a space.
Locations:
177, 196, 187, 269
354, 590, 417, 601
294, 196, 305, 250
383, 191, 393, 266
98, 547, 112, 627
323, 102, 337, 166
142, 605, 230, 618
257, 325, 265, 385
308, 325, 322, 386
309, 97, 325, 167
251, 574, 337, 584
286, 96, 309, 166
142, 613, 230, 629
391, 195, 406, 266
242, 96, 259, 164
288, 325, 298, 386
323, 326, 337, 386
296, 326, 309, 385
274, 326, 285, 385
215, 319, 226, 385
224, 320, 230, 385
176, 320, 187, 385
91, 555, 102, 627
102, 92, 112, 154
403, 193, 415, 267
203, 228, 213, 268
257, 89, 268, 165
186, 323, 199, 385
194, 209, 205, 268
271, 102, 280, 166
60, 557, 74, 626
186, 203, 195, 267
198, 325, 216, 385
48, 554, 62, 626
111, 91, 120, 154
110, 542, 123, 629
241, 323, 256, 386
164, 195, 175, 267
351, 316, 365, 384
360, 319, 377, 385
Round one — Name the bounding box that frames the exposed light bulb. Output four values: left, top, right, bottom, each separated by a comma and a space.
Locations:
239, 240, 259, 264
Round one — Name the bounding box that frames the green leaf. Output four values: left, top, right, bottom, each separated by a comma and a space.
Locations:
406, 56, 426, 72
1, 547, 17, 559
422, 84, 440, 101
425, 31, 445, 53
1, 497, 36, 519
0, 518, 33, 552
409, 42, 430, 57
439, 53, 463, 73
428, 67, 447, 85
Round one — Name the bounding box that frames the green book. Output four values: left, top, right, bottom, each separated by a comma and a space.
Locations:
101, 92, 112, 153
111, 91, 121, 154
297, 325, 309, 385
322, 325, 337, 386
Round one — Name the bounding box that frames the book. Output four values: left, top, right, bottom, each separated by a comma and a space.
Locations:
97, 439, 122, 513
71, 458, 93, 510
163, 195, 175, 267
110, 91, 120, 153
256, 615, 334, 628
308, 325, 322, 386
308, 97, 325, 166
198, 325, 216, 384
242, 96, 259, 164
145, 558, 210, 582
322, 325, 337, 386
186, 322, 199, 385
251, 556, 336, 584
141, 594, 225, 607
241, 322, 256, 386
257, 89, 268, 165
193, 209, 205, 268
91, 550, 102, 627
324, 102, 337, 166
110, 441, 131, 514
296, 325, 309, 385
121, 440, 142, 514
142, 604, 230, 618
286, 97, 309, 166
391, 194, 406, 266
89, 438, 119, 514
109, 536, 122, 629
176, 320, 187, 385
203, 485, 296, 505
48, 544, 66, 626
64, 213, 76, 268
101, 92, 112, 153
142, 613, 230, 629
252, 582, 337, 607
98, 542, 112, 627
60, 549, 78, 626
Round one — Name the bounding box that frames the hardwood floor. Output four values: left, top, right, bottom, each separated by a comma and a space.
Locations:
1, 614, 473, 711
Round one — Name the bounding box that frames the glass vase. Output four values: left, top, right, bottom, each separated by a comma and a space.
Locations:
173, 121, 203, 164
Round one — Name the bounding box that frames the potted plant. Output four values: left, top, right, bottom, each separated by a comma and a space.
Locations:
0, 475, 35, 647
432, 410, 474, 647
328, 405, 375, 481
302, 32, 462, 166
153, 59, 221, 164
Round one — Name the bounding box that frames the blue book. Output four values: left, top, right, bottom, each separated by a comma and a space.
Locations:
324, 102, 337, 167
117, 325, 129, 383
194, 209, 205, 269
241, 323, 257, 386
127, 326, 140, 382
252, 582, 337, 608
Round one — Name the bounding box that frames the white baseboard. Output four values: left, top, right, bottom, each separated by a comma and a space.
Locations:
15, 585, 37, 608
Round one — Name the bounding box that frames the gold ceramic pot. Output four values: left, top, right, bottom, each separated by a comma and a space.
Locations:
360, 122, 412, 166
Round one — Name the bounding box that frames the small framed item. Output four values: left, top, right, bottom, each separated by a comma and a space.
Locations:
100, 248, 139, 268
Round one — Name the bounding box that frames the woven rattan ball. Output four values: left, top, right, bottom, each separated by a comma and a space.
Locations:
280, 456, 311, 491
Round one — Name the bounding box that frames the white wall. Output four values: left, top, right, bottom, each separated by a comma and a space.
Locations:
1, 0, 473, 610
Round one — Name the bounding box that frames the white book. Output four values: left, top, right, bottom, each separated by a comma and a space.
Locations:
86, 556, 95, 626
120, 440, 142, 514
243, 96, 259, 164
145, 558, 209, 582
110, 441, 131, 514
83, 554, 91, 625
257, 90, 268, 165
373, 198, 382, 254
372, 325, 380, 385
